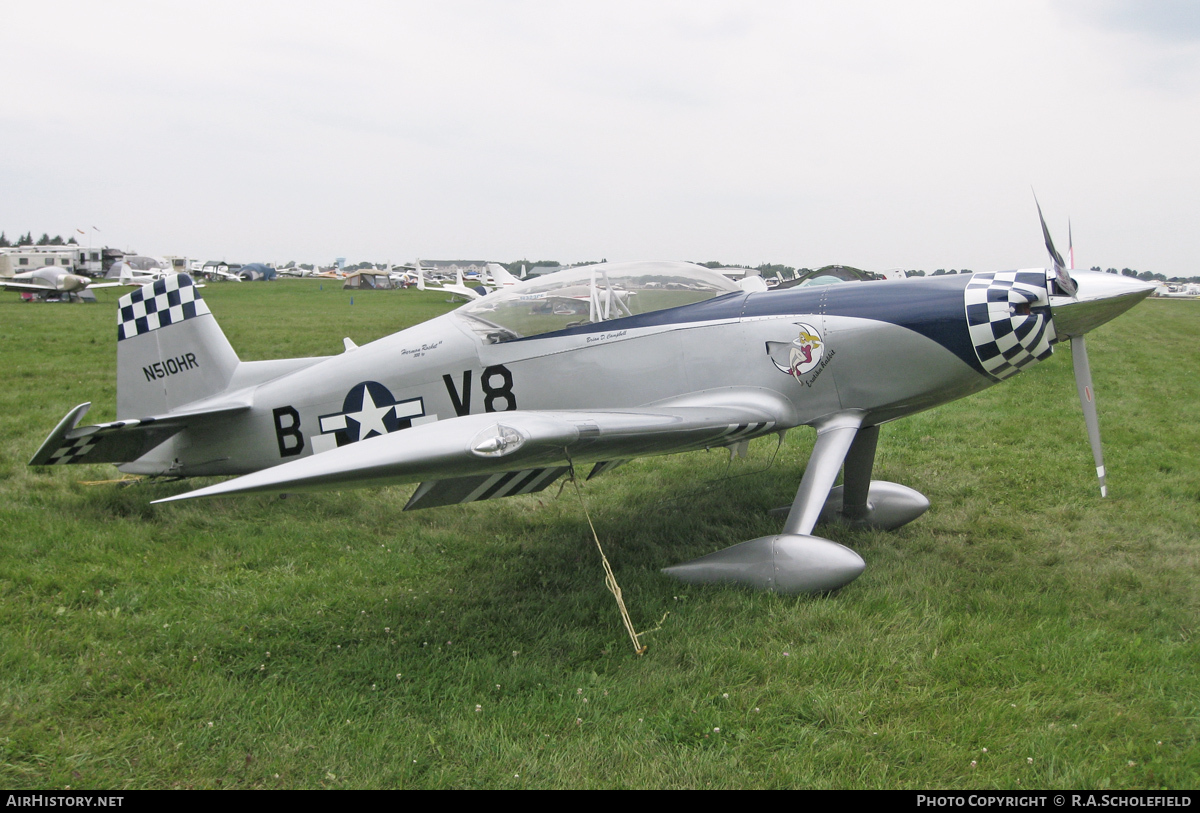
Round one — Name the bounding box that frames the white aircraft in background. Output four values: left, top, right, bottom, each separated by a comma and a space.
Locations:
111, 262, 161, 286
106, 256, 176, 286
387, 265, 425, 286
1154, 284, 1198, 298
113, 260, 208, 288
278, 265, 318, 278
417, 263, 492, 301
486, 263, 527, 288
203, 264, 243, 283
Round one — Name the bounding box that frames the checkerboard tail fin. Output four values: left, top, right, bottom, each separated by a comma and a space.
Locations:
115, 274, 241, 419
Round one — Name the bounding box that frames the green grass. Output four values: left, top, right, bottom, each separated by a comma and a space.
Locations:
0, 282, 1197, 789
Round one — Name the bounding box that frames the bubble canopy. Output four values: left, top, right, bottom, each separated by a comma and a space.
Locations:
457, 261, 742, 343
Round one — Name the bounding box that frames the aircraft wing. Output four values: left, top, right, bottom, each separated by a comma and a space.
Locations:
29, 401, 251, 467
0, 280, 52, 292
155, 393, 793, 504
432, 282, 486, 300
1, 279, 120, 294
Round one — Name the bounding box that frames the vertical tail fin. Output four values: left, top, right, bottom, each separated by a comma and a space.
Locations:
487, 262, 520, 287
116, 274, 239, 418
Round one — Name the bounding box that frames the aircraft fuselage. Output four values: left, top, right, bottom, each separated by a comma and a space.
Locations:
119, 273, 1005, 478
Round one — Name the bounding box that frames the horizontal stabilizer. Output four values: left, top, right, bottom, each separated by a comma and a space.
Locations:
404, 466, 570, 510
29, 401, 250, 467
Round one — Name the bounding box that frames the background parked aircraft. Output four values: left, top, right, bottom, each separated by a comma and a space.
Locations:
417, 262, 490, 300
238, 263, 278, 281
486, 263, 525, 288
105, 255, 174, 286
1, 266, 122, 302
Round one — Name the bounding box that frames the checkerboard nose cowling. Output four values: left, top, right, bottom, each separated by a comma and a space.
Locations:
965, 271, 1056, 381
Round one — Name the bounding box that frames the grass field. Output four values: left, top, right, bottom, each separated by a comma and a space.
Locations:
1, 281, 1197, 789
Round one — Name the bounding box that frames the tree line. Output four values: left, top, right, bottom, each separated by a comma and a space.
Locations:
8, 242, 1193, 284
0, 232, 78, 247
700, 260, 1197, 285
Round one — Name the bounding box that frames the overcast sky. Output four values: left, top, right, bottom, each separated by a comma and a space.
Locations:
3, 1, 1198, 275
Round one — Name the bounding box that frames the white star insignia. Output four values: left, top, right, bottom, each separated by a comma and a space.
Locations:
346, 388, 393, 439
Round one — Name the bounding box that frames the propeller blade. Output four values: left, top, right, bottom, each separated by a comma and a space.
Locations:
1034, 194, 1077, 296
1071, 334, 1107, 497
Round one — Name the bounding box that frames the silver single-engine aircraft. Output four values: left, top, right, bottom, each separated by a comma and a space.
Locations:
30, 213, 1154, 594
2, 266, 123, 302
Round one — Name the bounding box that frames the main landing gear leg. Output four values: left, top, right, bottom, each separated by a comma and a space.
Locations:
662, 411, 867, 594
818, 424, 930, 531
